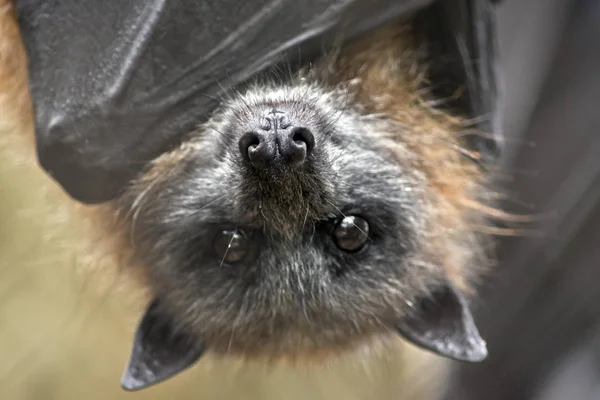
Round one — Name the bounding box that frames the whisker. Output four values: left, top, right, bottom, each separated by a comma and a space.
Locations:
188, 194, 228, 216
461, 197, 544, 223
208, 123, 228, 138
258, 196, 268, 225
447, 141, 483, 163
198, 91, 221, 102
302, 203, 310, 232
214, 78, 238, 104
128, 178, 162, 247
470, 224, 542, 237
219, 226, 238, 269
227, 290, 246, 352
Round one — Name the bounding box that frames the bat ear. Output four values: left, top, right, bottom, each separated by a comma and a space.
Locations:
121, 300, 205, 391
395, 283, 487, 362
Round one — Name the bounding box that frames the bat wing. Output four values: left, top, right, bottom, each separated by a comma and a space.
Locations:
16, 0, 503, 203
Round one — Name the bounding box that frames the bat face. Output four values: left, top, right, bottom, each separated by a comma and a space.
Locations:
124, 83, 428, 352
115, 24, 490, 391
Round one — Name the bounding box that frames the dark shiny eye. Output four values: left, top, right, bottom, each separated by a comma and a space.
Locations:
212, 230, 250, 264
333, 216, 370, 252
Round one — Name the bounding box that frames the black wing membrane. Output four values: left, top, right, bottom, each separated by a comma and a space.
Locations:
16, 0, 502, 203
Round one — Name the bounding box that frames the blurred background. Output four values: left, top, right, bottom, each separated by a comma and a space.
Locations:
446, 0, 600, 399
2, 0, 600, 398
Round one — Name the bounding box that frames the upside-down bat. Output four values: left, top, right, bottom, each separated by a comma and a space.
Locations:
2, 0, 505, 396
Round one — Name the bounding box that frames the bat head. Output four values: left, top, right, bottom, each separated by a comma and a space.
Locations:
116, 79, 488, 391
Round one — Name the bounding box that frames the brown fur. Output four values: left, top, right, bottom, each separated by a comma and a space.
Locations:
315, 24, 488, 291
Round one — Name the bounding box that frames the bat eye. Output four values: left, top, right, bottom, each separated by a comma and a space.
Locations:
213, 230, 250, 264
333, 216, 370, 252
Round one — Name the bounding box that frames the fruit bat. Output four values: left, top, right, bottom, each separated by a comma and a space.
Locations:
12, 0, 505, 393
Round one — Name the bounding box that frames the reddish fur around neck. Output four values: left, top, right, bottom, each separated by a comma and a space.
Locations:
313, 23, 489, 292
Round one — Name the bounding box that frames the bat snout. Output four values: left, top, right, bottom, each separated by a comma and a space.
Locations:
238, 108, 315, 169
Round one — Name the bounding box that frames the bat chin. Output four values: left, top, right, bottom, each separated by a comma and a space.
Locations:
121, 280, 487, 392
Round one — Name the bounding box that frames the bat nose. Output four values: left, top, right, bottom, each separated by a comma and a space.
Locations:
238, 109, 315, 169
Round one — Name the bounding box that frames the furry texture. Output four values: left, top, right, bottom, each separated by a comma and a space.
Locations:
92, 21, 492, 361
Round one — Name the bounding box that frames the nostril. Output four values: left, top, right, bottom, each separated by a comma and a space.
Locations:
277, 127, 314, 166
248, 136, 260, 147
238, 131, 261, 162
238, 131, 276, 169
290, 128, 315, 154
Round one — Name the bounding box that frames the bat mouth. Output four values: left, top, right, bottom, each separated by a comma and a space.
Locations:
237, 158, 336, 238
